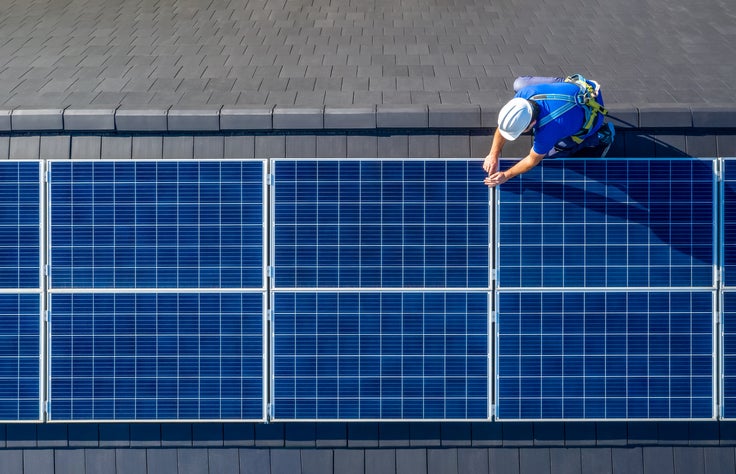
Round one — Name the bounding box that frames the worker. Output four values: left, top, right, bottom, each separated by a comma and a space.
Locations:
483, 75, 615, 187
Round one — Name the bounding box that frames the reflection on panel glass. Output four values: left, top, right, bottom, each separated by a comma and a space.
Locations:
272, 291, 488, 420
273, 160, 489, 289
497, 291, 713, 420
49, 161, 264, 289
49, 292, 264, 421
497, 159, 714, 288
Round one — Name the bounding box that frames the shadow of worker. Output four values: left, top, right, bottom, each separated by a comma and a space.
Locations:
497, 156, 715, 287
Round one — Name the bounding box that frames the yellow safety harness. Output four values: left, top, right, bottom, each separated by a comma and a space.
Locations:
531, 74, 608, 144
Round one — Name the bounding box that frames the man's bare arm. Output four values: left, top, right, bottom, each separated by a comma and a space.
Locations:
484, 148, 545, 187
482, 128, 507, 175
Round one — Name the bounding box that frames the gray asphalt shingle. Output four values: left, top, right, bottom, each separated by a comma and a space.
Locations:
2, 0, 731, 109
44, 449, 79, 474
24, 449, 54, 474
334, 449, 365, 474
612, 447, 643, 474
208, 448, 239, 474
115, 449, 147, 474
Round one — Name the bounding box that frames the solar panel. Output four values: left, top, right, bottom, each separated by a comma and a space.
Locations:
271, 159, 489, 289
0, 294, 41, 421
0, 161, 42, 421
271, 291, 488, 420
723, 159, 736, 287
496, 291, 714, 420
46, 160, 267, 421
722, 160, 736, 418
496, 159, 715, 289
721, 291, 736, 418
48, 160, 265, 289
270, 159, 490, 421
48, 292, 265, 421
0, 161, 41, 289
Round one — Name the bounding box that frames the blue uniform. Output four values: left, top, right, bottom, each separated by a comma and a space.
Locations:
515, 82, 606, 156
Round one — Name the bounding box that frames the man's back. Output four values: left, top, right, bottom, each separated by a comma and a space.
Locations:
515, 82, 605, 155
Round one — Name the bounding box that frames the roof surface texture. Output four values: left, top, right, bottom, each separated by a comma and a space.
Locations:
0, 0, 734, 109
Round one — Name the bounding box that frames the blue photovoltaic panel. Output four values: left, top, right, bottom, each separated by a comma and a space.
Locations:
721, 291, 736, 418
272, 159, 489, 289
49, 160, 264, 289
272, 291, 488, 420
49, 292, 264, 421
497, 159, 714, 288
0, 161, 40, 289
496, 291, 714, 420
723, 159, 736, 287
0, 294, 40, 421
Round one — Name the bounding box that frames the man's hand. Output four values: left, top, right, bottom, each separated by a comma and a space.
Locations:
483, 149, 544, 188
482, 154, 498, 175
484, 171, 508, 188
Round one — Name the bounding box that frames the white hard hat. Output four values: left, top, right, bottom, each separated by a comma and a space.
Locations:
498, 98, 534, 141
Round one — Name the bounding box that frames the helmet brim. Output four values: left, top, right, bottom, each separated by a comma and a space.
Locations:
499, 128, 521, 141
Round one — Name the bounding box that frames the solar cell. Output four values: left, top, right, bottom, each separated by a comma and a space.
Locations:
496, 159, 715, 289
496, 291, 714, 420
48, 160, 265, 289
272, 291, 489, 420
272, 159, 489, 289
0, 161, 41, 289
48, 292, 265, 421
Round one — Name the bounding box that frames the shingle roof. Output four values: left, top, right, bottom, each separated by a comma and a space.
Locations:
0, 0, 733, 108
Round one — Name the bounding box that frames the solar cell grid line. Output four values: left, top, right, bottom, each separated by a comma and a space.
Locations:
0, 161, 42, 289
271, 159, 490, 290
47, 160, 266, 290
495, 290, 715, 420
48, 292, 266, 422
271, 290, 489, 421
495, 158, 716, 290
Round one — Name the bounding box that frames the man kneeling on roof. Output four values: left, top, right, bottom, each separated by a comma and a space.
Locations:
483, 75, 615, 188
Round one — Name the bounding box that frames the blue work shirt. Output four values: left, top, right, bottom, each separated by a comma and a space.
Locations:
515, 82, 605, 155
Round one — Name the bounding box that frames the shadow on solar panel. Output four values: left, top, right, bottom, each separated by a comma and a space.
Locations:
497, 158, 715, 289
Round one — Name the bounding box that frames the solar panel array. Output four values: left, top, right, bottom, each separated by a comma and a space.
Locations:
271, 159, 490, 420
47, 161, 267, 421
0, 162, 41, 421
1, 157, 734, 423
496, 159, 716, 420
